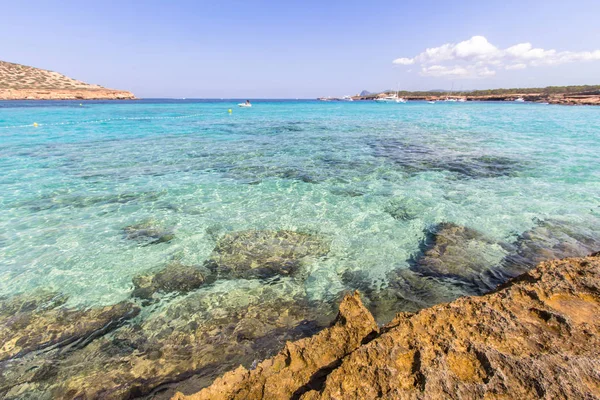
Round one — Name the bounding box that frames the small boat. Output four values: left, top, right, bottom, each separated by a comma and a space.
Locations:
427, 101, 436, 104
444, 97, 457, 102
238, 103, 252, 107
395, 97, 407, 103
457, 98, 466, 102
341, 95, 354, 101
514, 97, 525, 102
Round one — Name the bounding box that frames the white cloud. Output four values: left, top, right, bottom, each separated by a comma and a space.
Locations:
420, 64, 496, 78
505, 63, 527, 70
392, 57, 415, 65
421, 65, 470, 77
394, 36, 600, 78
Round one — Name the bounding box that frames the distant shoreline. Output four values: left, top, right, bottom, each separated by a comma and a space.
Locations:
320, 85, 600, 105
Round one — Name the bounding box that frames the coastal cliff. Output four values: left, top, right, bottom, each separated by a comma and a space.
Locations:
0, 61, 135, 100
174, 253, 600, 399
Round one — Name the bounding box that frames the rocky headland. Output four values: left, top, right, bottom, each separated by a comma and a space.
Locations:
0, 60, 135, 100
175, 253, 600, 400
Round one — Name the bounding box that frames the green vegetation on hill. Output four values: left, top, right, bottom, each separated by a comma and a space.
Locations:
368, 85, 600, 98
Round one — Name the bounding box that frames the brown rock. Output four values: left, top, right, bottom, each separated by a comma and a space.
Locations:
177, 253, 600, 399
173, 291, 378, 400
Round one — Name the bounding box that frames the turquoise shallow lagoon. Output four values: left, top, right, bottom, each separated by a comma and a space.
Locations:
1, 99, 599, 397
1, 99, 599, 305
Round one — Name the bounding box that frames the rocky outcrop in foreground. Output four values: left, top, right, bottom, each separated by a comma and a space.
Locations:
175, 253, 600, 399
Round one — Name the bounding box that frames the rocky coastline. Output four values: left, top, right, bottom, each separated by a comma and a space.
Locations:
0, 88, 136, 100
175, 252, 600, 399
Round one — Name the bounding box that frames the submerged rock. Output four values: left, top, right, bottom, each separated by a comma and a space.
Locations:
123, 220, 175, 246
343, 268, 468, 323
369, 139, 523, 179
42, 285, 338, 400
504, 219, 600, 270
0, 290, 67, 318
132, 261, 212, 300
178, 254, 600, 400
205, 230, 330, 279
410, 222, 510, 292
383, 197, 427, 220
0, 295, 139, 362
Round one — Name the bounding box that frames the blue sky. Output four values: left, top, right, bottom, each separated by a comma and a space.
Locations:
2, 0, 599, 98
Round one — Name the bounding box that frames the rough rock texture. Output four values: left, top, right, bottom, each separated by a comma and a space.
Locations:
132, 261, 211, 300
0, 60, 135, 100
205, 230, 330, 279
0, 298, 139, 362
176, 254, 600, 399
173, 291, 378, 400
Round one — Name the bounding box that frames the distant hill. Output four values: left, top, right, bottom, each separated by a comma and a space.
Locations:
0, 61, 135, 100
359, 90, 371, 96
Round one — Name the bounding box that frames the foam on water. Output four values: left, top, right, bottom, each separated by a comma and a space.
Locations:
1, 99, 599, 309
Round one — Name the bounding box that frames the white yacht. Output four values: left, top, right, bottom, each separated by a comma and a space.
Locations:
341, 95, 354, 101
375, 94, 398, 103
515, 97, 525, 102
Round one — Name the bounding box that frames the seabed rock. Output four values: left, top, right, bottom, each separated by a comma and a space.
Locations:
43, 287, 337, 400
0, 298, 140, 362
132, 261, 212, 300
204, 230, 330, 280
176, 253, 600, 400
123, 220, 175, 246
410, 222, 513, 293
503, 218, 600, 269
369, 138, 524, 179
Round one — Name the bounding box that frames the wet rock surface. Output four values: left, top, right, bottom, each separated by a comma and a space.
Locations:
204, 230, 330, 279
410, 222, 516, 293
177, 254, 600, 400
123, 220, 175, 246
132, 261, 212, 300
369, 139, 523, 179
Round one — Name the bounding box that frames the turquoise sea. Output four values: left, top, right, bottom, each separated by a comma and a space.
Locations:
1, 99, 599, 397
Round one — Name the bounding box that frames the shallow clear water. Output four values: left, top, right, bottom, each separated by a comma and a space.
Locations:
1, 99, 599, 308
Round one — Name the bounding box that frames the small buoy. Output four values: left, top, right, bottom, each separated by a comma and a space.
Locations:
79, 103, 83, 106
228, 109, 232, 113
33, 123, 38, 127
